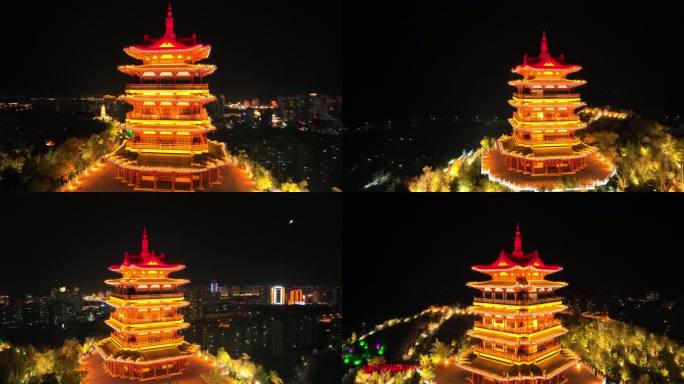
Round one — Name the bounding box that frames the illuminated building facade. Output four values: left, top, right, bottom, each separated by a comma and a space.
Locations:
209, 280, 219, 294
107, 3, 230, 191
288, 289, 305, 305
95, 229, 198, 381
455, 224, 580, 383
482, 32, 615, 191
271, 286, 285, 305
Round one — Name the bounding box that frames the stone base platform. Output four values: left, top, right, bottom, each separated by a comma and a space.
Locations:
65, 163, 256, 192
481, 148, 615, 191
81, 353, 215, 384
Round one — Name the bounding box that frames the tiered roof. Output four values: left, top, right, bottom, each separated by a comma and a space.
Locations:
472, 224, 562, 274
124, 2, 211, 63
109, 228, 185, 272
512, 32, 581, 74
456, 224, 580, 382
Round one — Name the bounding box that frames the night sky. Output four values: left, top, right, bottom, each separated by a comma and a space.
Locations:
344, 194, 684, 328
0, 0, 341, 99
0, 195, 341, 295
345, 0, 684, 123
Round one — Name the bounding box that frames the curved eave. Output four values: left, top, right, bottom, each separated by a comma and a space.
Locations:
466, 281, 567, 290
124, 45, 212, 62
107, 296, 187, 307
118, 65, 217, 77
108, 301, 190, 310
124, 124, 214, 134
469, 303, 567, 316
104, 278, 190, 286
509, 118, 587, 131
472, 265, 563, 274
508, 79, 586, 87
512, 64, 582, 74
120, 95, 217, 104
125, 120, 213, 128
123, 90, 213, 98
509, 101, 586, 109
468, 325, 568, 345
509, 96, 585, 105
109, 264, 185, 272
105, 318, 190, 333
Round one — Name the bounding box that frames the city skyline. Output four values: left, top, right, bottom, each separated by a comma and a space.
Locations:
0, 0, 341, 99
0, 195, 341, 294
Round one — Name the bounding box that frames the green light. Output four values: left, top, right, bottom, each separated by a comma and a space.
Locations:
353, 359, 362, 366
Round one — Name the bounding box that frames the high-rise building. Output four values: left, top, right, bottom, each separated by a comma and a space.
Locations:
106, 3, 235, 191
482, 32, 615, 191
288, 289, 305, 305
95, 228, 198, 381
455, 224, 580, 383
209, 280, 219, 293
271, 286, 285, 305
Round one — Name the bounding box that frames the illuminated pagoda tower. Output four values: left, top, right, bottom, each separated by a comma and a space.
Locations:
455, 224, 580, 383
107, 2, 230, 191
481, 32, 615, 191
95, 228, 197, 381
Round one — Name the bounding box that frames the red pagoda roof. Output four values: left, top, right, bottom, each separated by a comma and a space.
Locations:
124, 2, 211, 61
109, 228, 184, 271
514, 31, 580, 71
473, 224, 562, 272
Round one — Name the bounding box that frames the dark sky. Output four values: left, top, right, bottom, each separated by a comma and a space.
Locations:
344, 194, 684, 327
0, 194, 341, 295
0, 0, 341, 100
345, 0, 683, 123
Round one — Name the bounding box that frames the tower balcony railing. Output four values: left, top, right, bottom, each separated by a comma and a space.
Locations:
127, 113, 208, 121
513, 115, 579, 123
112, 333, 184, 348
515, 137, 579, 145
474, 319, 562, 334
112, 313, 184, 324
513, 93, 580, 99
111, 292, 184, 300
473, 342, 561, 362
128, 142, 208, 152
127, 84, 209, 90
474, 296, 563, 306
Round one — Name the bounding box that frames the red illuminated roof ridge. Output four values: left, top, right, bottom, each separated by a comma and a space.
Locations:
131, 2, 203, 51
519, 31, 577, 70
472, 224, 562, 272
109, 228, 183, 270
